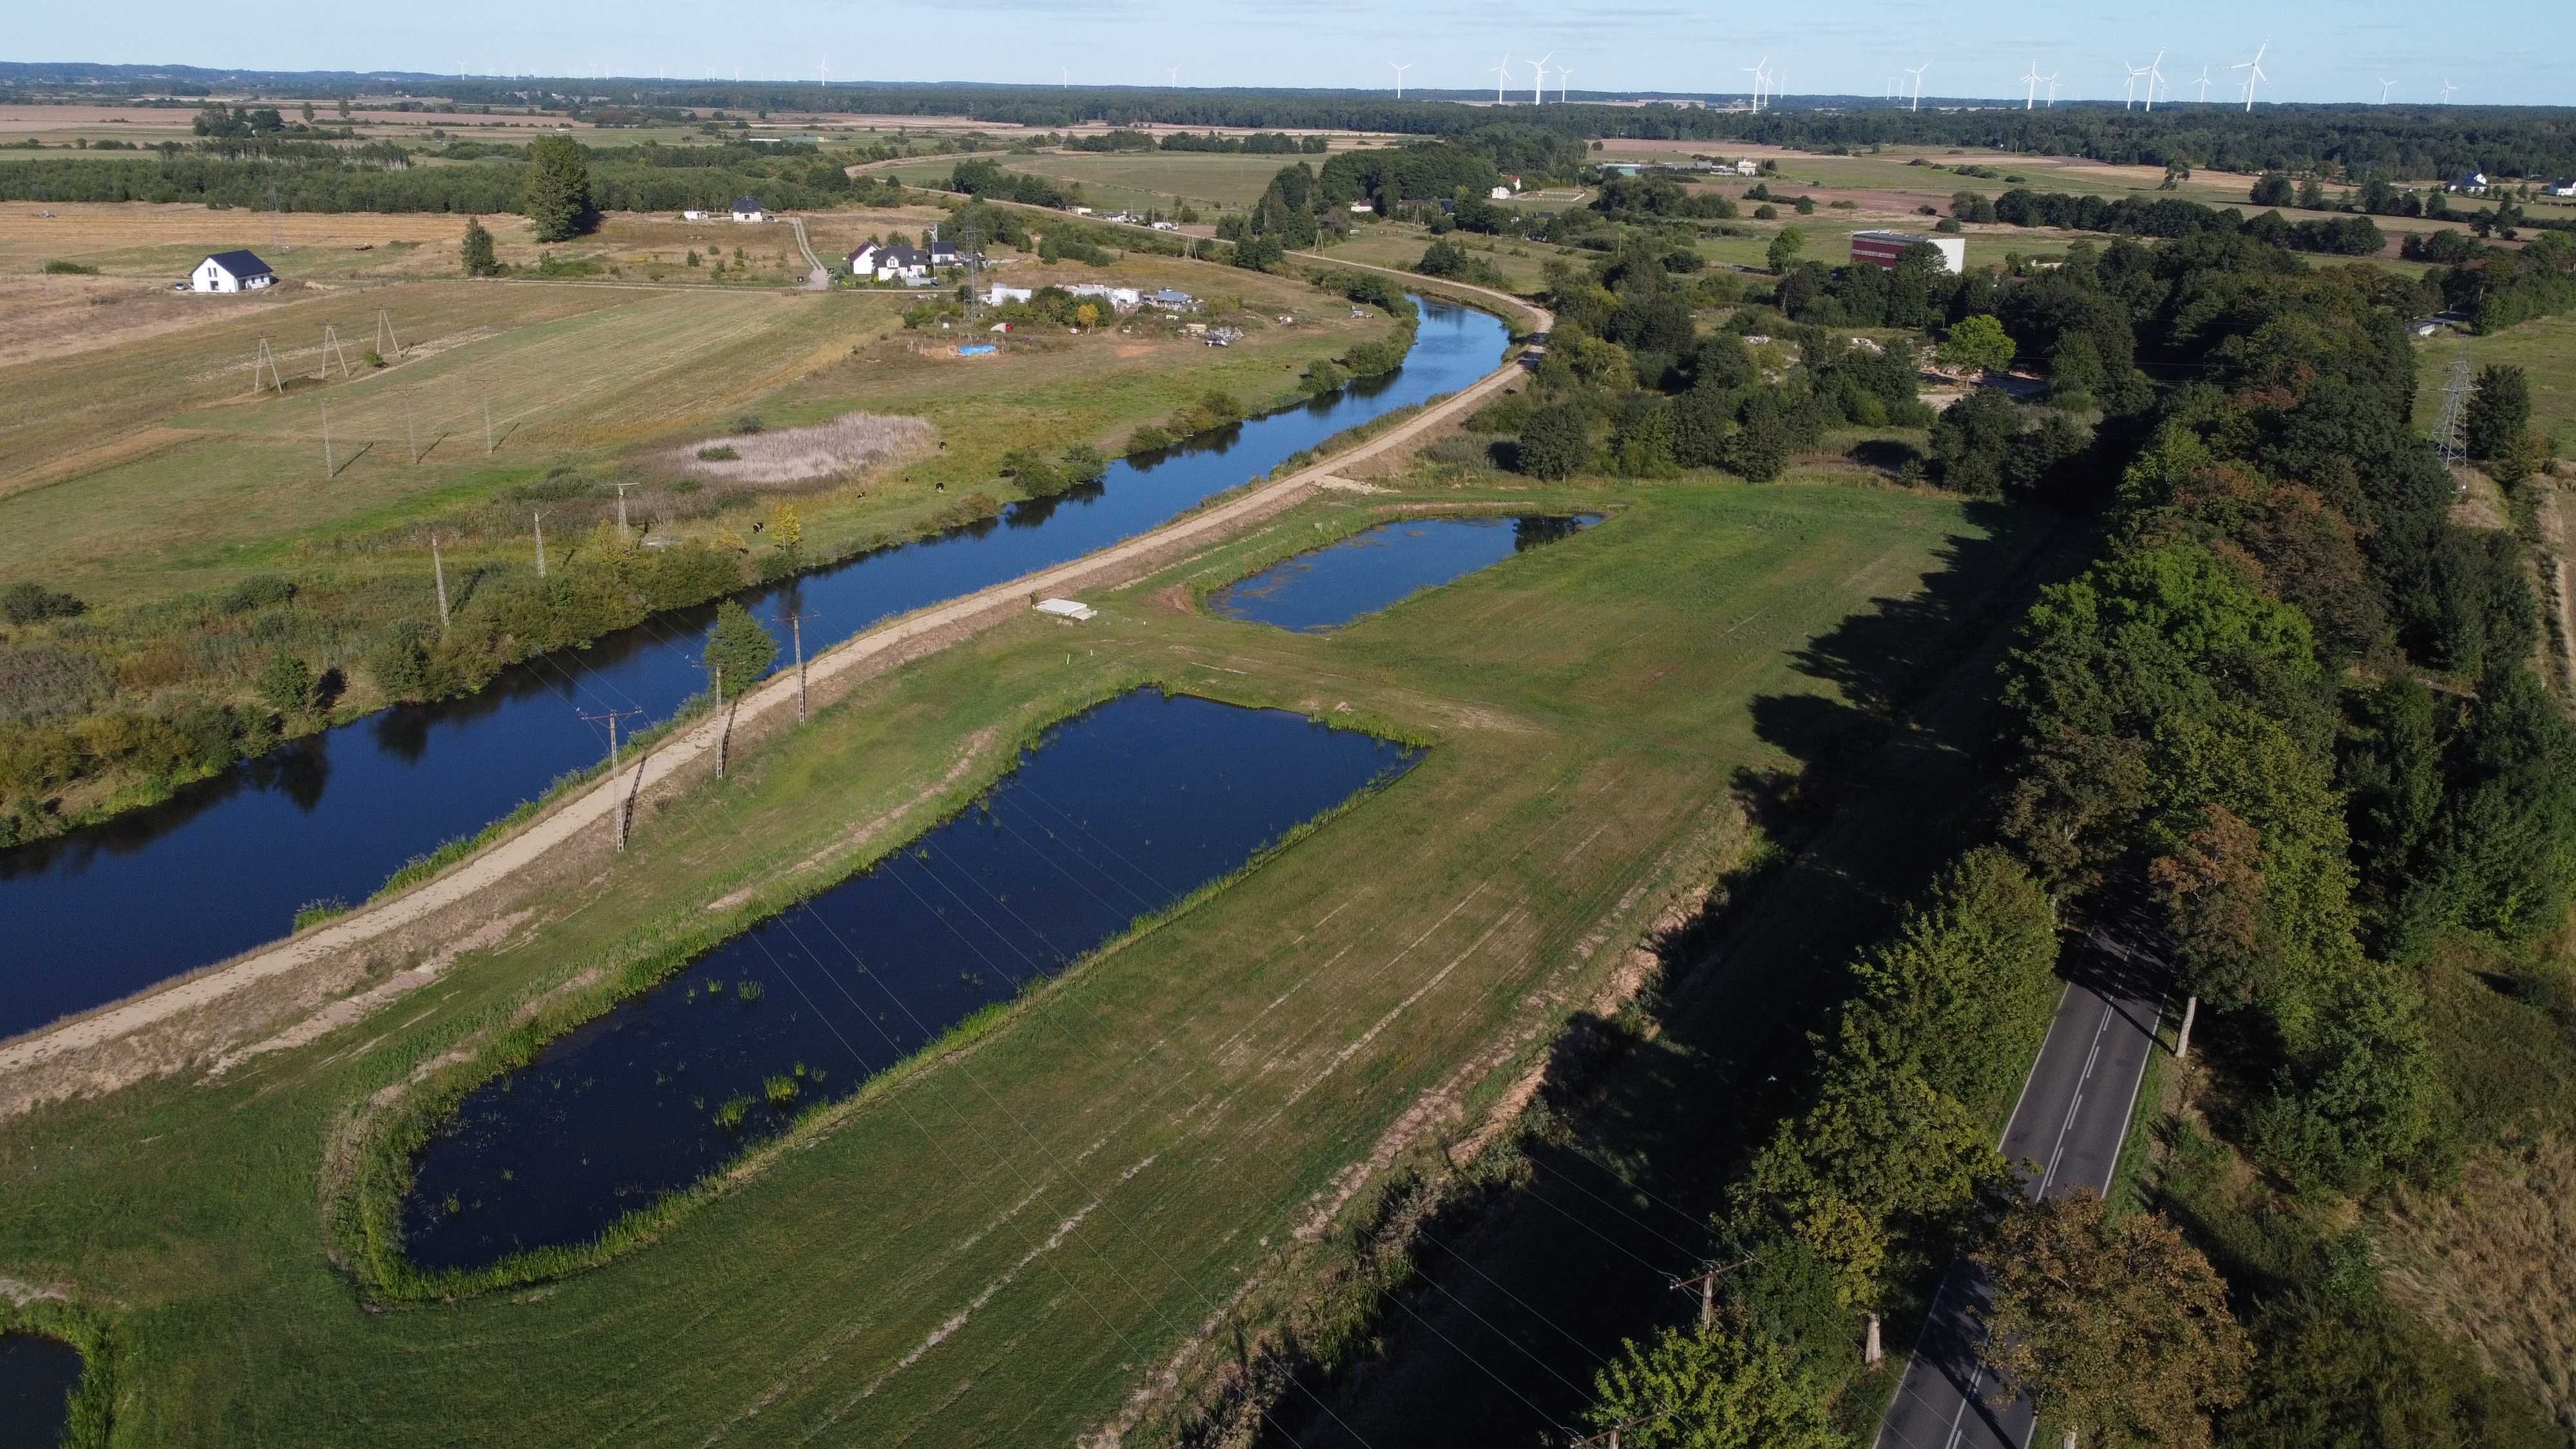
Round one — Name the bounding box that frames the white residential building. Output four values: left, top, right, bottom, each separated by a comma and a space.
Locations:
1734, 158, 1761, 176
730, 196, 768, 222
189, 249, 275, 292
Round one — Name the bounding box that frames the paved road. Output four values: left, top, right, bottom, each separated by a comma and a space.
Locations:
1875, 918, 2169, 1449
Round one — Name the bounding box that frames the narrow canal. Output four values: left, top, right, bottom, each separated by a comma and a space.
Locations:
0, 1331, 81, 1447
0, 299, 1509, 1043
399, 689, 1417, 1271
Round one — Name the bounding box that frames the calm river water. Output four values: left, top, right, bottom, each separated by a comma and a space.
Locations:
0, 299, 1507, 1042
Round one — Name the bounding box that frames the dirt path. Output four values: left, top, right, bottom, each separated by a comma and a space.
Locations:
786, 216, 831, 291
0, 281, 1549, 1094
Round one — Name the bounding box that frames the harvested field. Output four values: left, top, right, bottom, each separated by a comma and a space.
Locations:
676, 412, 937, 485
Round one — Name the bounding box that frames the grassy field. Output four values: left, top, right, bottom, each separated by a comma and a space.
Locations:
2417, 312, 2576, 457
0, 462, 2026, 1445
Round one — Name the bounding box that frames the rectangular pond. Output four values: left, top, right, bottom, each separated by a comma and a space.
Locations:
399, 688, 1419, 1273
1209, 515, 1600, 632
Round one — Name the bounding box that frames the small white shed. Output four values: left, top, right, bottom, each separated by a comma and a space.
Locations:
190, 249, 275, 293
1034, 598, 1097, 621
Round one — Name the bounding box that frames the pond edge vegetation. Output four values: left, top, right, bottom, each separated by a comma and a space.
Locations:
327, 677, 1432, 1303
0, 1296, 116, 1449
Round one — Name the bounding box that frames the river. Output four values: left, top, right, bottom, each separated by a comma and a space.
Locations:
0, 298, 1508, 1043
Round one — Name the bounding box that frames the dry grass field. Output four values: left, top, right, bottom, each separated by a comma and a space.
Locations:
2380, 1132, 2576, 1430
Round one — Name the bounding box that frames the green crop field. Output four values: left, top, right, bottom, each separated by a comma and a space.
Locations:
2417, 312, 2576, 458
0, 465, 2045, 1446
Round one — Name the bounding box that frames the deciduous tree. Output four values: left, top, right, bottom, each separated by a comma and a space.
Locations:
1978, 1191, 2249, 1449
702, 600, 777, 700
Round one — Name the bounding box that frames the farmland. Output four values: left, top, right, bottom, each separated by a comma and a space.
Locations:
0, 461, 2042, 1444
0, 199, 1396, 826
2416, 310, 2576, 457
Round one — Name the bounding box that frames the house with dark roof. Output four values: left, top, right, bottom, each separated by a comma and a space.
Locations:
189, 249, 275, 293
2548, 178, 2576, 198
730, 196, 768, 222
848, 243, 934, 281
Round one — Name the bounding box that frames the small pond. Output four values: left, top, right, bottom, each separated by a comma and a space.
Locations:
1209, 515, 1600, 632
0, 1332, 81, 1447
400, 689, 1418, 1272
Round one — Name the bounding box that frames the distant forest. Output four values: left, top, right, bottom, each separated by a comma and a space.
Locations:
6, 64, 2576, 182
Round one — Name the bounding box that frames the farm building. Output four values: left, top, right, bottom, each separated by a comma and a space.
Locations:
1488, 185, 1514, 200
730, 196, 768, 222
1146, 288, 1198, 312
2447, 172, 2490, 195
983, 282, 1144, 313
1734, 158, 1762, 176
1850, 230, 1965, 274
2548, 178, 2576, 198
681, 209, 708, 221
188, 250, 275, 293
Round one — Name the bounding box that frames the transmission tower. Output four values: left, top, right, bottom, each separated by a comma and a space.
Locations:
2434, 350, 2473, 466
374, 308, 404, 362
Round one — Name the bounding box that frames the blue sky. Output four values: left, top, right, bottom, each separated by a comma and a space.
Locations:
23, 0, 2573, 107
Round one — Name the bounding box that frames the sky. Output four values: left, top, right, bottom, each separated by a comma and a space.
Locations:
17, 0, 2575, 108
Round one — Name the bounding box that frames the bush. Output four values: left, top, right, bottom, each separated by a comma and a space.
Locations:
220, 573, 295, 614
256, 650, 314, 717
41, 258, 99, 275
694, 444, 739, 462
365, 620, 435, 700
1, 581, 86, 625
728, 414, 766, 435
1125, 422, 1171, 454
1517, 401, 1591, 480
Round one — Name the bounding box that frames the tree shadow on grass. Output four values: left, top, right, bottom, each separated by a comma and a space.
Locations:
1270, 504, 2082, 1449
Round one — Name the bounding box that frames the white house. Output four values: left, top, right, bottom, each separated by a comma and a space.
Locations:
1488, 185, 1514, 201
1348, 200, 1374, 214
1146, 287, 1197, 312
189, 249, 275, 293
1850, 230, 1967, 275
848, 243, 932, 281
985, 283, 1036, 306
681, 209, 708, 221
1734, 158, 1761, 176
2448, 172, 2490, 195
2548, 178, 2576, 198
730, 196, 767, 222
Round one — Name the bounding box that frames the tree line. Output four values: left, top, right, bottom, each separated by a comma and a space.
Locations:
1508, 214, 2575, 1444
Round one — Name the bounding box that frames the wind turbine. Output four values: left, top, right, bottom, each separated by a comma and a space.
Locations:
2378, 77, 2396, 102
1388, 60, 1412, 99
1559, 67, 1573, 103
2194, 64, 2213, 102
2122, 62, 2145, 109
1743, 57, 1768, 113
1904, 62, 1928, 112
1062, 66, 1070, 86
815, 57, 828, 86
2021, 60, 2043, 109
1492, 53, 1513, 104
2230, 40, 2269, 111
2143, 50, 2166, 111
1166, 64, 1182, 86
2045, 72, 2061, 106
1530, 53, 1551, 105
2440, 77, 2456, 103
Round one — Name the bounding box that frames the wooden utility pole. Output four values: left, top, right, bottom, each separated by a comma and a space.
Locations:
319, 323, 352, 379
321, 400, 334, 478
532, 511, 548, 578
614, 482, 632, 542
2174, 994, 2198, 1061
782, 610, 817, 721
251, 337, 284, 395
1866, 1310, 1884, 1366
430, 534, 451, 629
580, 706, 643, 850
404, 390, 419, 464
375, 308, 402, 361
482, 396, 495, 453
1669, 1255, 1754, 1332
707, 663, 731, 778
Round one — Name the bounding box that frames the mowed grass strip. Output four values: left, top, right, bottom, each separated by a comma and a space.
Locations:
0, 478, 2010, 1446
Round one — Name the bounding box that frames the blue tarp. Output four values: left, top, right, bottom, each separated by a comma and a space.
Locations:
958, 344, 998, 356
